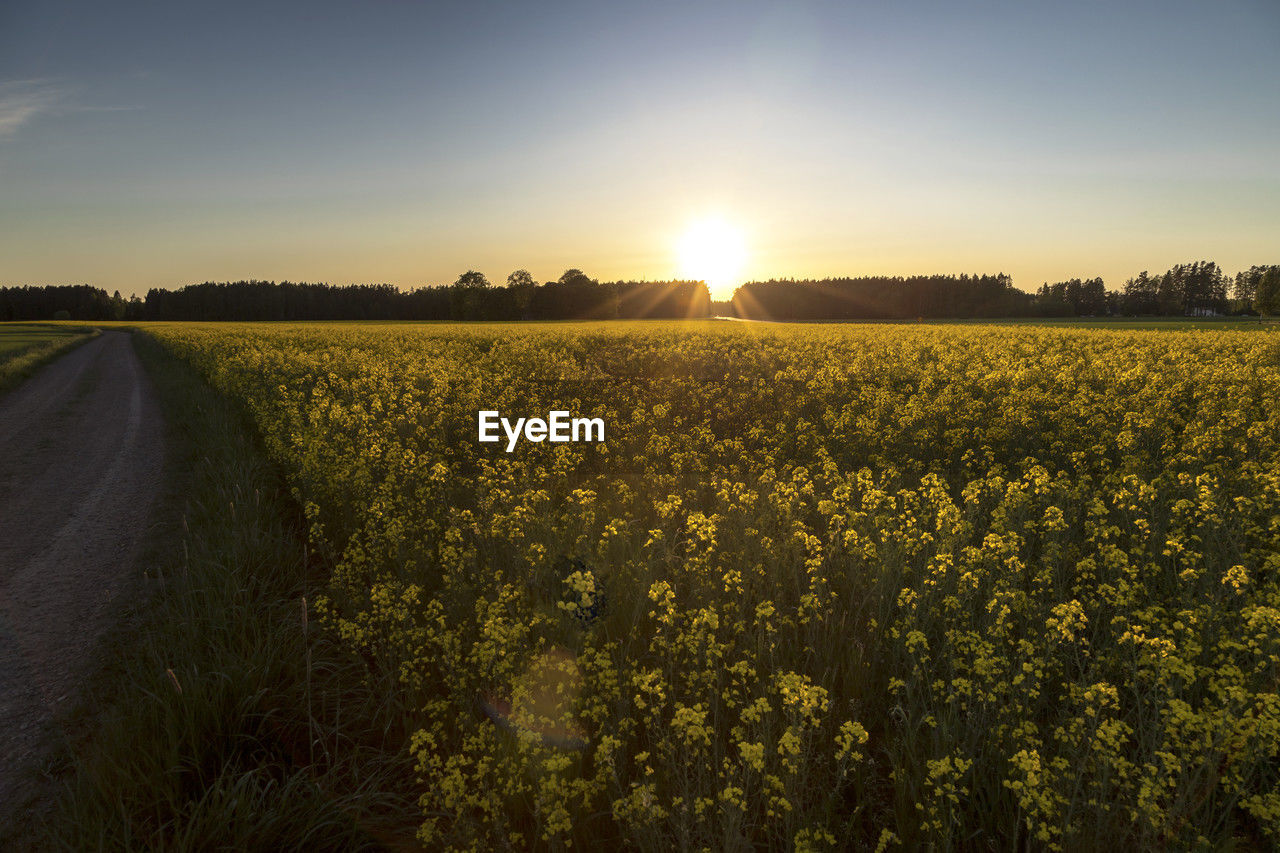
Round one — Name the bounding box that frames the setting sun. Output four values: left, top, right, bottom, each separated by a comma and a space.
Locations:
677, 218, 747, 299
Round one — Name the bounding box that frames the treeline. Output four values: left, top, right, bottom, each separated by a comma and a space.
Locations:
1234, 265, 1280, 313
729, 261, 1278, 320
1034, 278, 1109, 316
1119, 261, 1230, 316
4, 261, 1277, 322
142, 281, 419, 322
730, 274, 1033, 320
0, 285, 134, 321
141, 272, 709, 321
1, 271, 710, 322
1034, 263, 1280, 318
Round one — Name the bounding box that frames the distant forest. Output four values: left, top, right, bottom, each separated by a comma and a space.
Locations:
0, 271, 710, 322
2, 262, 1277, 322
732, 262, 1277, 320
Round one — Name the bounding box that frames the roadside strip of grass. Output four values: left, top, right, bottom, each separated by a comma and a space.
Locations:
34, 331, 418, 850
0, 326, 98, 394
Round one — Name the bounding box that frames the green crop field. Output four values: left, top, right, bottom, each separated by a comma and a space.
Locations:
0, 323, 92, 391
81, 320, 1272, 851
0, 323, 78, 355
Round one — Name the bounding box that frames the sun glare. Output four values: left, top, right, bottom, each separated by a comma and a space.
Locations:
677, 218, 746, 299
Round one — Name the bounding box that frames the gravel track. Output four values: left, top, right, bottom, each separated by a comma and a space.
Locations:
0, 331, 165, 831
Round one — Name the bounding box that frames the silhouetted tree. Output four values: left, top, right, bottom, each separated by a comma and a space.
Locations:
1257, 268, 1280, 315
506, 269, 535, 289
1117, 262, 1230, 316
1035, 278, 1107, 316
732, 274, 1031, 320
1121, 271, 1158, 315
1233, 265, 1280, 313
505, 269, 536, 318
606, 280, 710, 318
450, 271, 494, 320
5, 261, 1269, 322
0, 284, 129, 321
454, 270, 492, 289
557, 269, 595, 288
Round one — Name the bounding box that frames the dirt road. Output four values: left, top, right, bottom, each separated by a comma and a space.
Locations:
0, 331, 165, 826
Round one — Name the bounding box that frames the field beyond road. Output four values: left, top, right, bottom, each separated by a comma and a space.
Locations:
0, 324, 78, 357
0, 332, 165, 827
0, 324, 95, 393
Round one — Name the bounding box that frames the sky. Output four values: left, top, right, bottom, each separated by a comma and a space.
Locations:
1, 0, 1277, 300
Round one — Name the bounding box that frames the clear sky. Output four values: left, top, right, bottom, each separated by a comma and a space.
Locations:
1, 0, 1277, 299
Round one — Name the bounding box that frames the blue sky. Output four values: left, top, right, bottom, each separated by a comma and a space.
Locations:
2, 0, 1277, 297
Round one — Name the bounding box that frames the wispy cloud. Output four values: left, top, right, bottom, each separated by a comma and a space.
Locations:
0, 79, 144, 139
0, 79, 65, 137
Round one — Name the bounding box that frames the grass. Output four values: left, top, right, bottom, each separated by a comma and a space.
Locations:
0, 323, 97, 393
0, 323, 79, 354
33, 331, 419, 850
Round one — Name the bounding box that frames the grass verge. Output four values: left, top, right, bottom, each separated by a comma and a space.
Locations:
32, 331, 419, 850
0, 326, 98, 394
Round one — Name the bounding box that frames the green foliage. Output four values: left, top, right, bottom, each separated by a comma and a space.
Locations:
1235, 265, 1280, 308
41, 333, 416, 850
1036, 277, 1107, 316
1122, 261, 1234, 316
0, 324, 94, 393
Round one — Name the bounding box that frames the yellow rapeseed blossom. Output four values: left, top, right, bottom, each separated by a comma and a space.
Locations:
148, 321, 1280, 851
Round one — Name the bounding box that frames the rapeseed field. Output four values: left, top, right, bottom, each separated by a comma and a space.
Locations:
148, 322, 1280, 850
